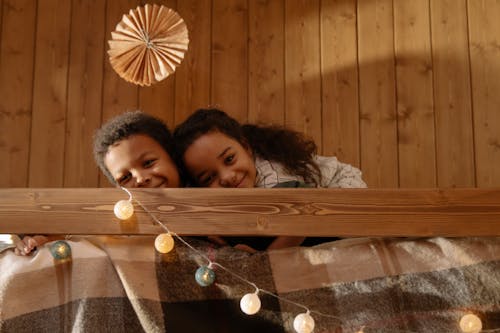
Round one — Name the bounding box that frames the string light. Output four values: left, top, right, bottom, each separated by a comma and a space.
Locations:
49, 240, 72, 260
118, 188, 497, 333
240, 288, 261, 315
114, 199, 134, 220
459, 313, 482, 333
293, 310, 315, 333
154, 233, 174, 253
114, 187, 134, 220
129, 188, 341, 330
195, 264, 216, 286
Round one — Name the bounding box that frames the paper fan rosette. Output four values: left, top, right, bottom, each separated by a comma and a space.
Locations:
108, 4, 189, 86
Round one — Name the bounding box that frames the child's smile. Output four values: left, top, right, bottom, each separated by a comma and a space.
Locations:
104, 134, 180, 188
183, 131, 256, 188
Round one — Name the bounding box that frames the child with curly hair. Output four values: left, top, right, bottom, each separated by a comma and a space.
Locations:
15, 111, 181, 255
173, 108, 367, 252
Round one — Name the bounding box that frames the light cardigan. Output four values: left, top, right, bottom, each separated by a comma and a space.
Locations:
254, 155, 367, 188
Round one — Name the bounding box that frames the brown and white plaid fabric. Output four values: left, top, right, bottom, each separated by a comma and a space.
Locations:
1, 237, 499, 332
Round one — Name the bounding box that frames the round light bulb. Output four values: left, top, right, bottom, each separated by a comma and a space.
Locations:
50, 240, 72, 260
459, 314, 482, 333
240, 292, 261, 315
114, 200, 134, 220
293, 312, 315, 333
195, 266, 216, 286
154, 233, 174, 253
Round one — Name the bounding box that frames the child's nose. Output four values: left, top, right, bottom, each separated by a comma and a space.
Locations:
219, 170, 237, 187
135, 171, 151, 187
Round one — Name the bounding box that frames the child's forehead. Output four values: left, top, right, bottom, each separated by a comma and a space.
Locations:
108, 134, 165, 159
201, 130, 241, 145
105, 135, 161, 170
115, 134, 160, 148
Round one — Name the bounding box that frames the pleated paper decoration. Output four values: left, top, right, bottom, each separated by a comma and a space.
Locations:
108, 4, 189, 86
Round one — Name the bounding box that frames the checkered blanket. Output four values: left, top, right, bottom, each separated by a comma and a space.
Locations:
1, 236, 499, 332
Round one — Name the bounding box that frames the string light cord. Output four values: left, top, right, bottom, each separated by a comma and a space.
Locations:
129, 188, 342, 323
123, 188, 497, 333
132, 194, 212, 264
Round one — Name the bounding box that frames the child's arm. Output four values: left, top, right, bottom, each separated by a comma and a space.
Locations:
317, 156, 367, 188
14, 235, 64, 256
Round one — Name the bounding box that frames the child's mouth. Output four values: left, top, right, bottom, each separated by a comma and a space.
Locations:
235, 174, 247, 188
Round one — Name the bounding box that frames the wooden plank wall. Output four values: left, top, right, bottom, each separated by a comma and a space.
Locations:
1, 0, 499, 188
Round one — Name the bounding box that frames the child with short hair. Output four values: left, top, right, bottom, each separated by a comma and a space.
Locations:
93, 110, 181, 188
15, 111, 182, 255
173, 108, 367, 251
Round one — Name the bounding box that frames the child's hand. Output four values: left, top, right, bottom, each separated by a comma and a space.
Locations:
207, 236, 228, 246
267, 236, 305, 251
14, 235, 49, 256
234, 244, 258, 254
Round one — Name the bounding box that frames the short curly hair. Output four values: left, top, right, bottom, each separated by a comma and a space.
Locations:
93, 111, 175, 185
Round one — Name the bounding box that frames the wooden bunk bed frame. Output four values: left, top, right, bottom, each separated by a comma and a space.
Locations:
1, 188, 499, 236
1, 188, 499, 332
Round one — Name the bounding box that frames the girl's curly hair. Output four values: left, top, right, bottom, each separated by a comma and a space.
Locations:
93, 110, 175, 185
173, 108, 321, 186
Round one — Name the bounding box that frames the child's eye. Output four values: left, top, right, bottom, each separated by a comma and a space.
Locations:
224, 154, 235, 165
199, 174, 215, 186
144, 159, 155, 167
118, 173, 131, 185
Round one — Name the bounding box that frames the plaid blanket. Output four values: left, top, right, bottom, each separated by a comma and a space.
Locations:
0, 236, 499, 332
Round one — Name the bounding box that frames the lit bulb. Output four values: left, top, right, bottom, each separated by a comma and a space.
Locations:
114, 200, 134, 220
155, 233, 174, 253
195, 266, 216, 286
240, 292, 261, 315
50, 240, 72, 260
293, 312, 315, 333
459, 314, 482, 333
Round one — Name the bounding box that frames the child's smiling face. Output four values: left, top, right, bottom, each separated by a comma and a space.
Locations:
183, 131, 256, 188
104, 134, 180, 188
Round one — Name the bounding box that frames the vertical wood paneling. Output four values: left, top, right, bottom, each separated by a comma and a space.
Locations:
248, 0, 284, 125
468, 0, 500, 187
394, 1, 436, 187
100, 0, 140, 187
0, 0, 36, 187
211, 0, 248, 122
138, 0, 176, 127
358, 0, 398, 188
285, 0, 322, 148
0, 0, 3, 46
0, 0, 499, 189
65, 0, 105, 187
320, 0, 359, 166
139, 77, 175, 126
29, 0, 71, 187
175, 0, 211, 124
430, 0, 475, 187
101, 0, 140, 121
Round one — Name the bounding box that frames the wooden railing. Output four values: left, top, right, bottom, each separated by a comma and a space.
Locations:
0, 188, 499, 236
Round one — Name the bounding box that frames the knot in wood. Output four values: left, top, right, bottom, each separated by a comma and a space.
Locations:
299, 203, 316, 215
257, 216, 269, 229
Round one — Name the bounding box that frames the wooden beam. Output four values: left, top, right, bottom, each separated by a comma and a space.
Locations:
0, 188, 499, 236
